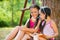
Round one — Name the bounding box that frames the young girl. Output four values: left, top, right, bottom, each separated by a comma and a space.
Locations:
33, 6, 58, 40
5, 4, 40, 40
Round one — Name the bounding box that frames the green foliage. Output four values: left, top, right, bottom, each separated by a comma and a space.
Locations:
0, 0, 3, 1
0, 0, 41, 27
22, 10, 30, 25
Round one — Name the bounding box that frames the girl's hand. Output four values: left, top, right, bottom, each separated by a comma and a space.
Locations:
38, 34, 43, 37
26, 32, 34, 37
19, 26, 27, 31
38, 34, 47, 39
45, 35, 54, 39
29, 34, 34, 37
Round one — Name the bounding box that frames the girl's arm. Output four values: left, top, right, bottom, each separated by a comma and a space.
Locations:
34, 20, 41, 32
21, 19, 36, 33
22, 27, 36, 33
24, 19, 30, 28
38, 21, 58, 39
45, 21, 58, 39
22, 19, 41, 33
26, 20, 41, 33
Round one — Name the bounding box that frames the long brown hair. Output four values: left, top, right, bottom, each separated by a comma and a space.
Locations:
39, 6, 51, 33
27, 4, 40, 28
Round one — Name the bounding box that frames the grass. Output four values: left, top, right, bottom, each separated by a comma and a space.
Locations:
0, 27, 13, 40
0, 27, 60, 40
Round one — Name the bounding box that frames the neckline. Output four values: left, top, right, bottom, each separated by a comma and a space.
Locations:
30, 19, 36, 23
46, 20, 51, 25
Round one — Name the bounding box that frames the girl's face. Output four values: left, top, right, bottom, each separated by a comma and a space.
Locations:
39, 10, 45, 20
30, 8, 39, 19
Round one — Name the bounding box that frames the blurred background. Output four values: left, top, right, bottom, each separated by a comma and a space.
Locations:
0, 0, 60, 40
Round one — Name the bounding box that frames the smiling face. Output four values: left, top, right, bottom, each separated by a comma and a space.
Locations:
30, 8, 39, 19
39, 10, 45, 20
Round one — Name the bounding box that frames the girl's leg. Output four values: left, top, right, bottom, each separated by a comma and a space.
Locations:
33, 35, 39, 40
22, 34, 30, 40
14, 30, 25, 40
5, 26, 20, 40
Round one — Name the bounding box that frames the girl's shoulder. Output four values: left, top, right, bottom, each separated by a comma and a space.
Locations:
25, 19, 30, 26
50, 20, 56, 25
50, 20, 57, 28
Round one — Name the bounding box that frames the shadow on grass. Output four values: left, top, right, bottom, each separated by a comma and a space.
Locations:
0, 27, 13, 40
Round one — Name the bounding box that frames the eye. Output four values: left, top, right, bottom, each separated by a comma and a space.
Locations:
31, 12, 33, 14
35, 11, 38, 13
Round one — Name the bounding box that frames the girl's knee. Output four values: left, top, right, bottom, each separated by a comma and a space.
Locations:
15, 26, 20, 28
5, 37, 12, 40
15, 26, 23, 31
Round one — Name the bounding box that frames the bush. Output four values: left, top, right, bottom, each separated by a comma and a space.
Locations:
0, 0, 41, 27
0, 20, 9, 27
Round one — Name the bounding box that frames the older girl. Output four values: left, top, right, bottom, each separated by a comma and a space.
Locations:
5, 4, 40, 40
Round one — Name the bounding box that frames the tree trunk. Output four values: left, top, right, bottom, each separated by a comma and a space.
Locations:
41, 0, 60, 40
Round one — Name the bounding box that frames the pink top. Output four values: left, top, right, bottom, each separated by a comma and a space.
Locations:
29, 19, 41, 33
29, 19, 35, 28
43, 20, 55, 40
